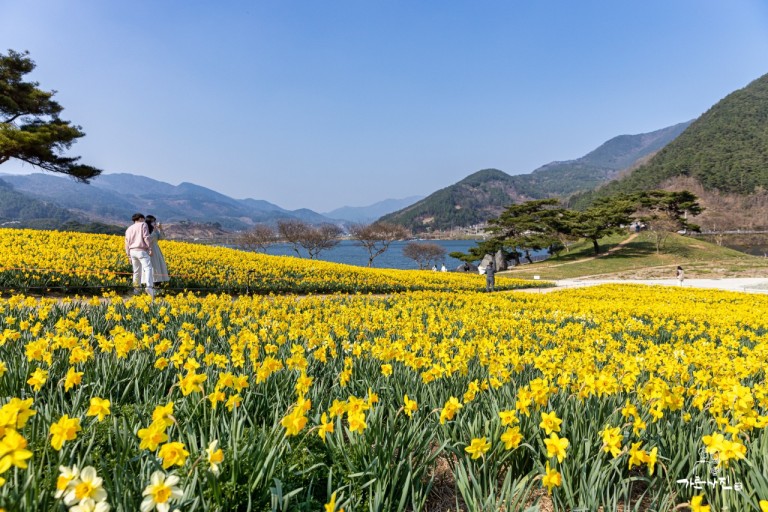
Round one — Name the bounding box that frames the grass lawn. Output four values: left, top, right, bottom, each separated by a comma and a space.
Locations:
500, 232, 768, 280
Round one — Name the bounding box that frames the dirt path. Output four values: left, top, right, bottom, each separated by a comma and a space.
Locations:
512, 277, 768, 294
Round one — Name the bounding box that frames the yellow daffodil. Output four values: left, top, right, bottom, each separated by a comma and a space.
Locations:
632, 417, 647, 436
27, 368, 48, 391
207, 389, 225, 409
318, 413, 334, 442
328, 399, 346, 418
137, 421, 168, 451
0, 429, 33, 472
690, 495, 710, 512
152, 402, 175, 429
465, 437, 491, 459
325, 491, 344, 512
599, 425, 623, 458
348, 411, 367, 434
1, 397, 36, 429
718, 438, 747, 466
539, 410, 562, 435
403, 394, 418, 418
439, 397, 462, 424
643, 446, 658, 475
158, 441, 189, 469
49, 415, 81, 451
178, 371, 207, 396
225, 393, 242, 411
544, 433, 569, 463
499, 410, 518, 426
627, 442, 645, 470
621, 400, 638, 419
63, 367, 84, 392
501, 426, 523, 450
281, 405, 309, 437
366, 388, 378, 408
86, 397, 111, 422
542, 461, 562, 494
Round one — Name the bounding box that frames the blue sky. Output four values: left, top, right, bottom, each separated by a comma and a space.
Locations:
2, 1, 768, 212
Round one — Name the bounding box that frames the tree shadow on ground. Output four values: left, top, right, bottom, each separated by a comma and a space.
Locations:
604, 240, 692, 259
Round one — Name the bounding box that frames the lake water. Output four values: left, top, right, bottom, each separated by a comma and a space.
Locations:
261, 239, 483, 270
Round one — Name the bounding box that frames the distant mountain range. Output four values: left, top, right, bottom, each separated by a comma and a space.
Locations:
0, 173, 325, 230
0, 173, 420, 230
5, 70, 767, 235
0, 120, 695, 234
515, 121, 692, 197
0, 178, 79, 225
381, 122, 692, 232
323, 196, 424, 223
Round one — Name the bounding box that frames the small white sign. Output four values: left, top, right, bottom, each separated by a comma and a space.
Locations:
533, 275, 540, 280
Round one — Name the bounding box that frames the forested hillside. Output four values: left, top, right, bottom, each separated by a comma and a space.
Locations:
0, 178, 75, 225
0, 179, 124, 233
381, 123, 690, 233
575, 73, 768, 205
378, 169, 531, 232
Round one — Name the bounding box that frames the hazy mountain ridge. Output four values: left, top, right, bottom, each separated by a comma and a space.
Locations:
380, 123, 691, 232
575, 121, 692, 170
511, 121, 693, 198
0, 178, 126, 233
571, 72, 768, 229
0, 173, 334, 230
0, 178, 79, 225
324, 196, 424, 223
579, 73, 768, 199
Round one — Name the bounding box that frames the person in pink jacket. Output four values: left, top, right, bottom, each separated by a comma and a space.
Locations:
124, 213, 155, 298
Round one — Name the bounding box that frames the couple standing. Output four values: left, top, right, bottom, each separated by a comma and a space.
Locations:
124, 213, 169, 298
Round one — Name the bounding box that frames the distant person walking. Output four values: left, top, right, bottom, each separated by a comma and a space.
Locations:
676, 266, 685, 286
485, 260, 495, 292
440, 263, 447, 272
125, 213, 154, 298
145, 215, 170, 287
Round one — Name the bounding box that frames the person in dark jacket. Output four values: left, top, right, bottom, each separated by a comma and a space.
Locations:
485, 260, 495, 292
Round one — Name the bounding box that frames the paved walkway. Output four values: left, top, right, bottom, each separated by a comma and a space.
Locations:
549, 277, 768, 294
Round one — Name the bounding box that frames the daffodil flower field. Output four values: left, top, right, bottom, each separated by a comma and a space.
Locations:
1, 229, 768, 511
0, 229, 544, 295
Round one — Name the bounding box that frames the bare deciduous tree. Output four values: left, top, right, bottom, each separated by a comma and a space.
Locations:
236, 224, 276, 252
402, 241, 446, 270
277, 219, 342, 259
302, 223, 343, 259
349, 222, 410, 267
277, 219, 309, 257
